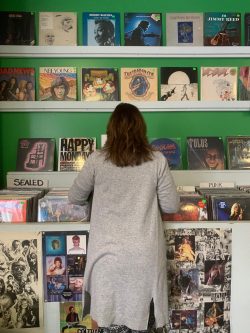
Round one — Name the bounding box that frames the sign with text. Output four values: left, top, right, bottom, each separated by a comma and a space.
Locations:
199, 182, 235, 189
7, 176, 49, 188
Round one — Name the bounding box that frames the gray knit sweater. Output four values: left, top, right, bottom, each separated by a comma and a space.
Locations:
68, 150, 179, 330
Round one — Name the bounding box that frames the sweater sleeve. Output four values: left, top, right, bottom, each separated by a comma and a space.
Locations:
156, 153, 180, 214
68, 153, 95, 206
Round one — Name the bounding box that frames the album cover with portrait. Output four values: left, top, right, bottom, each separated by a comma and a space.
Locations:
0, 67, 35, 101
121, 67, 158, 101
82, 12, 120, 46
0, 232, 42, 329
81, 68, 119, 101
39, 12, 77, 46
200, 67, 237, 101
160, 67, 198, 101
60, 301, 92, 332
211, 194, 250, 221
39, 67, 77, 101
187, 136, 225, 170
0, 11, 35, 45
124, 12, 162, 46
226, 136, 250, 169
165, 228, 232, 333
204, 12, 241, 46
42, 231, 88, 302
166, 12, 203, 46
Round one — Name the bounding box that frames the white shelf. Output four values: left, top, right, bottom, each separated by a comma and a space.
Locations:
1, 45, 250, 58
1, 100, 250, 112
7, 170, 250, 188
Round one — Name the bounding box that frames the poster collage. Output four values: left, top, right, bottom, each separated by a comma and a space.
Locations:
166, 228, 232, 333
0, 228, 231, 332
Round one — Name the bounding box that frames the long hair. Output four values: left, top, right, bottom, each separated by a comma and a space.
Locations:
103, 103, 153, 167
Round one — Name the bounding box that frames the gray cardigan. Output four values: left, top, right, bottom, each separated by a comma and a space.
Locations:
68, 150, 179, 330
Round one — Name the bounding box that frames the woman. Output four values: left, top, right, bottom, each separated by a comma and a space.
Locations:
47, 256, 65, 275
68, 103, 179, 332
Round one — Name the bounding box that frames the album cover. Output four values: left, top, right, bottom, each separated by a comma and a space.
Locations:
150, 137, 182, 169
166, 13, 203, 46
38, 196, 90, 222
0, 67, 35, 101
160, 67, 198, 101
82, 68, 119, 101
200, 67, 237, 101
39, 12, 77, 46
39, 67, 77, 101
239, 66, 250, 100
204, 12, 241, 46
211, 194, 250, 221
120, 67, 158, 101
0, 11, 35, 45
162, 194, 208, 221
16, 138, 55, 172
124, 12, 162, 46
226, 136, 250, 169
245, 13, 250, 46
82, 12, 120, 46
0, 198, 28, 222
58, 137, 96, 172
187, 136, 225, 170
60, 301, 92, 332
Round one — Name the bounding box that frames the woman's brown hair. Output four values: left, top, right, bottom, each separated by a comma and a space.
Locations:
103, 103, 154, 167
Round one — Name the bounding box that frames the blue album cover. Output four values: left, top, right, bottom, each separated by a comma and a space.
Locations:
124, 13, 162, 46
150, 138, 182, 169
213, 196, 250, 221
82, 12, 120, 46
45, 235, 66, 255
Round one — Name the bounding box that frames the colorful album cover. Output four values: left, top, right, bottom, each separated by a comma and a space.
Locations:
166, 13, 203, 46
39, 12, 77, 46
239, 67, 250, 100
211, 195, 250, 221
0, 199, 27, 222
16, 138, 55, 172
150, 137, 182, 169
162, 194, 207, 221
42, 231, 88, 302
0, 232, 42, 329
200, 67, 237, 101
0, 11, 35, 45
160, 67, 198, 101
38, 196, 90, 222
39, 67, 77, 101
165, 228, 232, 333
204, 12, 241, 46
120, 67, 158, 101
171, 310, 197, 330
58, 137, 96, 172
245, 13, 250, 46
60, 301, 92, 332
187, 136, 225, 170
226, 136, 250, 169
124, 13, 162, 46
81, 68, 119, 101
0, 67, 35, 101
82, 12, 120, 46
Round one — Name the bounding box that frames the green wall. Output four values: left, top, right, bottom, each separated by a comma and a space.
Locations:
1, 0, 250, 187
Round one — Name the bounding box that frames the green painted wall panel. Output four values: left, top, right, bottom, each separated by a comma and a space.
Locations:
1, 0, 250, 187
